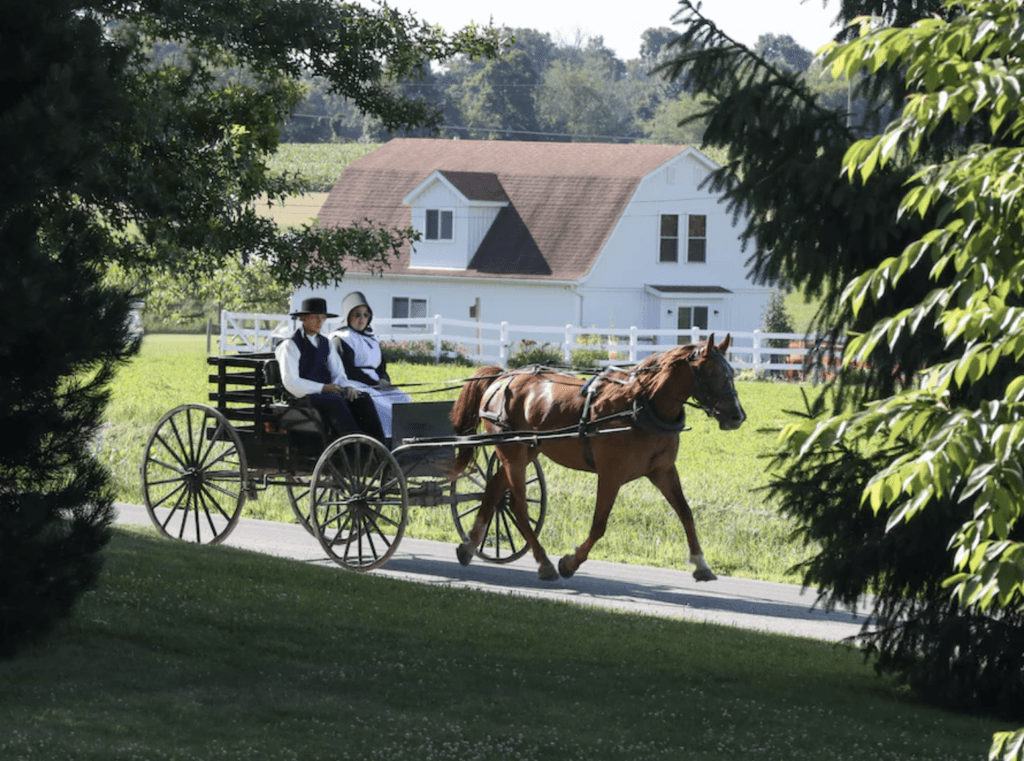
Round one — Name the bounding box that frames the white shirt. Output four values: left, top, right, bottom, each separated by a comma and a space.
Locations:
274, 332, 356, 398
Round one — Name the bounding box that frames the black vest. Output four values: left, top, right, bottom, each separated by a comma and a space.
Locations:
292, 329, 331, 385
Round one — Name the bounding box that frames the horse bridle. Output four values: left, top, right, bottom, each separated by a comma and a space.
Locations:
686, 350, 740, 420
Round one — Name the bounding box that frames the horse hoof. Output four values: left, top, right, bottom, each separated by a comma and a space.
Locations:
538, 560, 560, 582
558, 556, 576, 578
693, 568, 717, 582
456, 543, 474, 567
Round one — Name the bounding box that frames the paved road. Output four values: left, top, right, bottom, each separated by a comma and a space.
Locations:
115, 502, 874, 643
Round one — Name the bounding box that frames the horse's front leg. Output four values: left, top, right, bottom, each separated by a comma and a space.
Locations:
648, 467, 717, 582
557, 478, 621, 579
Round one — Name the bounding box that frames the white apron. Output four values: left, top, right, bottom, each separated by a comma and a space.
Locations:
330, 329, 412, 439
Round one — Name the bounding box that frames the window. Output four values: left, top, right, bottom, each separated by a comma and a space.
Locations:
392, 297, 427, 329
425, 209, 453, 240
688, 215, 707, 262
659, 214, 678, 263
676, 306, 709, 345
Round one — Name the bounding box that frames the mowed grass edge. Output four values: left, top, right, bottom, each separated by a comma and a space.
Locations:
0, 526, 1006, 761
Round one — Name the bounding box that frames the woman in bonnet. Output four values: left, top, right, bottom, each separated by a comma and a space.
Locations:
329, 291, 412, 442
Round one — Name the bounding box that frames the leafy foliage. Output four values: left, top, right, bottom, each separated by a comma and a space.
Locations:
0, 0, 496, 657
771, 0, 1024, 748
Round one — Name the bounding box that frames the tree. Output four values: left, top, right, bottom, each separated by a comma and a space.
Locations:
782, 1, 1024, 752
449, 48, 540, 139
536, 37, 635, 141
753, 33, 813, 73
637, 92, 708, 144
659, 0, 1024, 730
0, 0, 496, 657
639, 26, 678, 63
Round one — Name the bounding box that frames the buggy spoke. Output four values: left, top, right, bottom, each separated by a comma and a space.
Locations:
150, 481, 187, 510
160, 487, 190, 533
153, 433, 190, 472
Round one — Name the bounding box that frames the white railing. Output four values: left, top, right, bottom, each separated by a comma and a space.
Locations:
220, 311, 836, 377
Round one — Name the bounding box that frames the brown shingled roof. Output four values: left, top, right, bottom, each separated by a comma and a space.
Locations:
317, 138, 689, 280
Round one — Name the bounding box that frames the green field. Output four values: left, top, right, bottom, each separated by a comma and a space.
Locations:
103, 335, 816, 583
269, 141, 380, 191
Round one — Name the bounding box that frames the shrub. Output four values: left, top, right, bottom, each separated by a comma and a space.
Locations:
380, 339, 474, 366
571, 332, 611, 369
506, 340, 564, 369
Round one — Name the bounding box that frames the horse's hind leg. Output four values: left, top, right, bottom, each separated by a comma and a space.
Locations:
504, 451, 559, 581
648, 467, 717, 581
557, 478, 621, 579
456, 466, 508, 566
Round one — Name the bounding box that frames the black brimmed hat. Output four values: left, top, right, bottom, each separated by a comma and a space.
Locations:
290, 297, 337, 318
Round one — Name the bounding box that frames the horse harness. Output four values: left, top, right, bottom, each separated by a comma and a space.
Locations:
478, 360, 708, 471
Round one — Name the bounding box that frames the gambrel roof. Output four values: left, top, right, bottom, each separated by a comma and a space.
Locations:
317, 138, 691, 281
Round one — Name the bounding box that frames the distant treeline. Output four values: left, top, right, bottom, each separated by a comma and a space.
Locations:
273, 28, 870, 146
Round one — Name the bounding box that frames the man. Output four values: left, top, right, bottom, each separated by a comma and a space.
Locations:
274, 297, 384, 441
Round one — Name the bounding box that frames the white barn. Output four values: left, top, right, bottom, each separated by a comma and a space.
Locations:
293, 138, 771, 340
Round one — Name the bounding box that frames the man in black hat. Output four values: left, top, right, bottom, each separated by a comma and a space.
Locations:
274, 297, 384, 440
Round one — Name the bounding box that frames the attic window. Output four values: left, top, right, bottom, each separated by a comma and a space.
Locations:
426, 209, 453, 240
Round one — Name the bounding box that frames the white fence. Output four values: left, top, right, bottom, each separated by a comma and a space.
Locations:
219, 311, 834, 377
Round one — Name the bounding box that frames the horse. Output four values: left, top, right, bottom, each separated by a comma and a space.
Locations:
448, 334, 745, 582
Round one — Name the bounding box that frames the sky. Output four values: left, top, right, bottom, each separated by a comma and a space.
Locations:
385, 0, 842, 61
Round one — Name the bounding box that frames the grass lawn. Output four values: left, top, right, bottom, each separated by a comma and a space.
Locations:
100, 335, 817, 584
0, 526, 1007, 761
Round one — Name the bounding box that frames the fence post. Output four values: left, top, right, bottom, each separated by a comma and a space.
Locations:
753, 329, 762, 375
564, 324, 574, 365
219, 310, 227, 354
433, 315, 442, 364
499, 321, 509, 367
629, 327, 638, 363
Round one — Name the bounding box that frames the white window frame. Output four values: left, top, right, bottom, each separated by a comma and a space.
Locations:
391, 296, 428, 330
425, 209, 454, 241
658, 213, 679, 263
676, 305, 710, 345
687, 214, 707, 263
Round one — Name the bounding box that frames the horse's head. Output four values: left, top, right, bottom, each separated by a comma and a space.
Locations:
690, 334, 746, 431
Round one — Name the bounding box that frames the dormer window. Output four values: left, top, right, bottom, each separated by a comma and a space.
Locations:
426, 209, 453, 240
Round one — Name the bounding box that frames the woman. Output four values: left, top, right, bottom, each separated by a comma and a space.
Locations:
329, 291, 412, 442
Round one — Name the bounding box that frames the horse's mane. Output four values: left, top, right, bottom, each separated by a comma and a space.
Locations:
599, 343, 700, 406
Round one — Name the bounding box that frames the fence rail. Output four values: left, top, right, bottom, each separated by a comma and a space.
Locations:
219, 311, 837, 378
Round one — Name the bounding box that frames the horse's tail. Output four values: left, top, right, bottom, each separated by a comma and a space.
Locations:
448, 365, 504, 480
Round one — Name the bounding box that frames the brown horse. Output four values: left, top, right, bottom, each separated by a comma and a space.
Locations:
448, 334, 746, 582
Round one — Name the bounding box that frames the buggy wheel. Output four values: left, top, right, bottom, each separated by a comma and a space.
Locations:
285, 481, 314, 534
450, 449, 547, 564
310, 434, 408, 571
140, 404, 247, 544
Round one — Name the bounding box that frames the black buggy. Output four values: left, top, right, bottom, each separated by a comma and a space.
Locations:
140, 353, 547, 571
